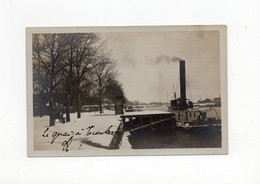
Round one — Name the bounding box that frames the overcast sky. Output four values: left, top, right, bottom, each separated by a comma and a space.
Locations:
102, 31, 220, 103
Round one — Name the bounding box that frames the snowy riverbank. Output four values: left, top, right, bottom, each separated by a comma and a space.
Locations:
33, 107, 221, 152
33, 110, 123, 152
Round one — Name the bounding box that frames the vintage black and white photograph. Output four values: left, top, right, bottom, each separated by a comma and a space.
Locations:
27, 26, 227, 156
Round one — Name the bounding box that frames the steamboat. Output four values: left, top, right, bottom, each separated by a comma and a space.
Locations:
120, 60, 221, 134
168, 60, 221, 129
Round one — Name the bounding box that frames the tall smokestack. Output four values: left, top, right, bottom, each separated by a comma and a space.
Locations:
179, 60, 187, 109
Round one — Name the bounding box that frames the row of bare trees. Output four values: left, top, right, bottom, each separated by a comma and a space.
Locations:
32, 33, 125, 126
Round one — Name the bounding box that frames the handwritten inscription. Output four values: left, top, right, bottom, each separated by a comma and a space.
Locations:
42, 125, 120, 152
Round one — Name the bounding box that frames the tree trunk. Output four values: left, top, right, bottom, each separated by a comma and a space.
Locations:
77, 107, 81, 118
66, 66, 73, 122
76, 80, 81, 118
65, 94, 70, 122
107, 99, 111, 110
99, 90, 103, 114
49, 72, 55, 126
77, 95, 81, 118
98, 77, 103, 114
49, 42, 55, 127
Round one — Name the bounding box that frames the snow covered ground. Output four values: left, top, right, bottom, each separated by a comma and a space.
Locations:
33, 109, 182, 152
33, 110, 123, 152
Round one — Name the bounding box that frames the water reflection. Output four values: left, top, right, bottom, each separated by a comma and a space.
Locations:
127, 126, 221, 149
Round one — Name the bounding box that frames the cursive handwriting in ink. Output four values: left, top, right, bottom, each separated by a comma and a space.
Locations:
51, 131, 73, 144
86, 125, 95, 136
85, 125, 119, 136
104, 125, 120, 134
62, 136, 73, 152
42, 128, 49, 137
41, 125, 121, 152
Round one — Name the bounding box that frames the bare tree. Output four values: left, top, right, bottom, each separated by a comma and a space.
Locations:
69, 33, 102, 118
62, 33, 79, 122
33, 32, 124, 124
33, 33, 68, 126
33, 34, 49, 116
59, 33, 103, 120
104, 78, 125, 109
91, 51, 118, 113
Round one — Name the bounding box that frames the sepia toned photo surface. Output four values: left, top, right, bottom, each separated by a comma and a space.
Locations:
27, 26, 227, 156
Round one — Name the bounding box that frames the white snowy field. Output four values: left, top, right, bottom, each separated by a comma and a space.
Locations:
33, 110, 123, 152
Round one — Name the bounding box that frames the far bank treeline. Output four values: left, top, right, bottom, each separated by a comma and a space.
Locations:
33, 33, 127, 126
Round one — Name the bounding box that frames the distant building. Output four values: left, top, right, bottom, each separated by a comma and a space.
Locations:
213, 97, 221, 103
198, 98, 213, 104
213, 97, 221, 106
